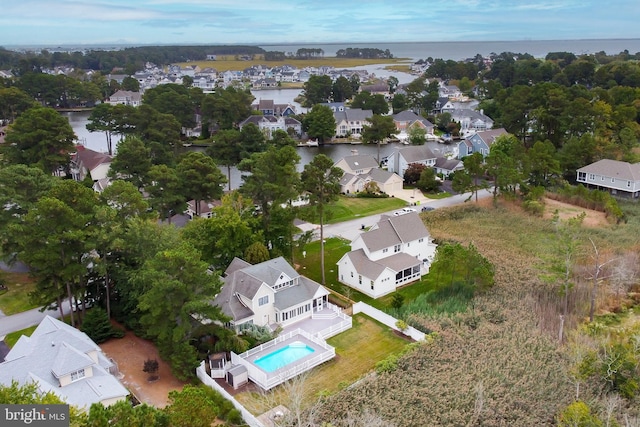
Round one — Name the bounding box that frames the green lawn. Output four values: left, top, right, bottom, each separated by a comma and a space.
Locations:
3, 325, 37, 347
236, 314, 412, 410
296, 237, 435, 311
425, 191, 452, 199
295, 237, 351, 287
0, 272, 39, 315
297, 196, 406, 224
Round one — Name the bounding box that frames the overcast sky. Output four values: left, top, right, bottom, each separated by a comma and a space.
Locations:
0, 0, 638, 47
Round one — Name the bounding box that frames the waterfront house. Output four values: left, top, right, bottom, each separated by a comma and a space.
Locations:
107, 90, 141, 107
334, 108, 373, 137
387, 145, 437, 179
456, 128, 508, 159
239, 115, 302, 138
392, 110, 435, 135
69, 145, 112, 192
334, 154, 403, 194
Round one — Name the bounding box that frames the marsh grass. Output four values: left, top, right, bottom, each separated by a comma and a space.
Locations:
310, 198, 640, 426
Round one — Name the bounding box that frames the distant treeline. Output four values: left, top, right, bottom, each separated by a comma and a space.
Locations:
336, 48, 393, 59
0, 45, 266, 74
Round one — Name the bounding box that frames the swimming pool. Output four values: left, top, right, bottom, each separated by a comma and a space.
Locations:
254, 341, 315, 372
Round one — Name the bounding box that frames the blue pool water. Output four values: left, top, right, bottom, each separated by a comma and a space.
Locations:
254, 342, 315, 372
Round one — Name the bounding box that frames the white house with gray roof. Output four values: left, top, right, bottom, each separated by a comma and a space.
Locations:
387, 145, 437, 179
337, 212, 437, 298
576, 159, 640, 198
212, 257, 330, 330
0, 316, 128, 410
334, 154, 403, 194
334, 108, 373, 137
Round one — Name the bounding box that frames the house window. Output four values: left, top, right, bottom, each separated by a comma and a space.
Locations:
70, 369, 85, 382
258, 296, 269, 306
350, 272, 353, 278
418, 238, 424, 243
383, 248, 388, 253
601, 176, 605, 181
394, 244, 401, 253
370, 281, 374, 290
628, 181, 631, 188
588, 173, 595, 180
612, 178, 615, 183
358, 275, 362, 285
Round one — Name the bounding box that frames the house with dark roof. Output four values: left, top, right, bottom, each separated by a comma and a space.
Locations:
576, 159, 640, 198
70, 145, 113, 192
212, 257, 331, 330
387, 145, 437, 179
0, 316, 128, 410
457, 128, 508, 159
337, 212, 437, 298
252, 99, 297, 116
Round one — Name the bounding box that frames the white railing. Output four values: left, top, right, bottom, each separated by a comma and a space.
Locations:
231, 329, 336, 390
316, 316, 352, 339
352, 301, 426, 342
197, 361, 264, 427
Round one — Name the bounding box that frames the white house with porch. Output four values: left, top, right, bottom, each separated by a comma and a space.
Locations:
212, 257, 332, 331
337, 212, 437, 298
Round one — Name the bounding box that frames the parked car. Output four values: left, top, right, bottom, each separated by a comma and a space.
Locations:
401, 207, 416, 213
421, 206, 435, 212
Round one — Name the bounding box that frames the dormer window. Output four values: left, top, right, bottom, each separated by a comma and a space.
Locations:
70, 369, 85, 382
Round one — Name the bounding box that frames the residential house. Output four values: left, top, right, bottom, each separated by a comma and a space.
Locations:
186, 199, 221, 219
335, 154, 403, 194
576, 159, 640, 198
251, 78, 278, 89
69, 145, 112, 192
457, 128, 508, 159
387, 145, 437, 179
239, 115, 302, 138
252, 99, 297, 117
321, 102, 346, 113
337, 212, 437, 298
107, 90, 141, 107
334, 154, 380, 176
0, 316, 128, 410
212, 257, 331, 330
334, 108, 373, 137
450, 109, 494, 134
360, 81, 391, 100
434, 157, 464, 177
392, 110, 435, 138
439, 84, 462, 99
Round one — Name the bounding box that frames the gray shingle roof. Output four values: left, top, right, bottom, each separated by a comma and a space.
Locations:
339, 155, 379, 172
334, 108, 373, 123
361, 212, 429, 252
577, 159, 640, 182
0, 316, 128, 409
396, 145, 436, 163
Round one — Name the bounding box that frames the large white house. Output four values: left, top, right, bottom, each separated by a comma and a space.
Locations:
212, 257, 331, 330
337, 212, 437, 298
0, 316, 128, 410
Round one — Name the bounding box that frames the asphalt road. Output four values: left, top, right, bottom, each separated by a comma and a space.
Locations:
304, 187, 494, 242
0, 302, 71, 339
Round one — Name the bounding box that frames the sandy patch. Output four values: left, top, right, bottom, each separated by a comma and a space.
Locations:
542, 197, 609, 227
100, 327, 187, 408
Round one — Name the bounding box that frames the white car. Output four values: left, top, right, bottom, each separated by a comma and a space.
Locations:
401, 207, 416, 213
